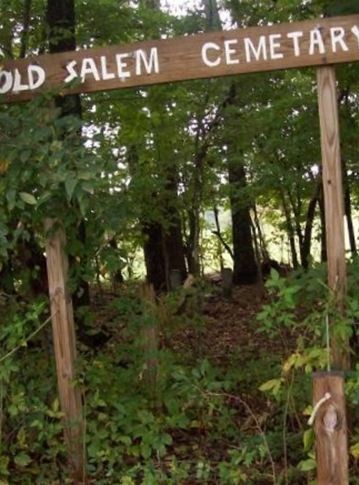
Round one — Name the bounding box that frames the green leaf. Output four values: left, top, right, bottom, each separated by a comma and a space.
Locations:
258, 378, 283, 394
78, 171, 93, 180
350, 441, 359, 460
0, 455, 9, 475
82, 181, 94, 195
14, 452, 31, 467
20, 150, 32, 163
19, 192, 37, 205
6, 189, 16, 210
303, 429, 314, 452
298, 457, 316, 472
78, 195, 89, 216
65, 174, 77, 201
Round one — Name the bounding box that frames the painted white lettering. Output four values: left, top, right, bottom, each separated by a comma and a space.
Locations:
28, 65, 46, 90
244, 36, 267, 62
351, 25, 359, 46
309, 29, 325, 55
13, 69, 29, 92
100, 56, 116, 80
330, 27, 349, 52
0, 70, 12, 94
287, 31, 303, 56
116, 53, 131, 79
269, 34, 283, 60
201, 42, 221, 67
224, 39, 239, 65
65, 60, 78, 83
80, 58, 100, 82
136, 48, 159, 75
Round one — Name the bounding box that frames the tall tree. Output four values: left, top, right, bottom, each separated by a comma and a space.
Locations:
227, 140, 259, 284
205, 0, 258, 284
46, 0, 90, 312
135, 0, 187, 291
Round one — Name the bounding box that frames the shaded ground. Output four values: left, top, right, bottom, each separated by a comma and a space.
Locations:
172, 285, 279, 363
86, 282, 302, 483
89, 283, 281, 363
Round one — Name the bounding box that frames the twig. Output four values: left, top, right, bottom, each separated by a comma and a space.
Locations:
211, 230, 234, 260
0, 313, 55, 364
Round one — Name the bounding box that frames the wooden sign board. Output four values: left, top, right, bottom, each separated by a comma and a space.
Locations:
1, 15, 359, 103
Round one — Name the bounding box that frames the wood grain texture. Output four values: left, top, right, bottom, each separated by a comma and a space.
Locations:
313, 372, 348, 485
316, 66, 349, 370
1, 15, 359, 102
44, 219, 84, 482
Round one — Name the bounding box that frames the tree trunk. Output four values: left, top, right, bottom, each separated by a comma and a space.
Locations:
46, 0, 90, 313
287, 190, 305, 266
342, 158, 357, 257
47, 0, 75, 51
20, 0, 32, 58
186, 195, 201, 276
144, 211, 187, 293
140, 177, 186, 293
109, 238, 124, 285
228, 162, 258, 285
186, 208, 201, 275
253, 203, 269, 261
163, 175, 187, 282
185, 119, 209, 277
280, 190, 299, 269
203, 0, 257, 284
203, 0, 221, 31
164, 214, 187, 282
0, 0, 14, 58
143, 220, 167, 293
302, 180, 321, 270
134, 0, 187, 291
213, 206, 225, 272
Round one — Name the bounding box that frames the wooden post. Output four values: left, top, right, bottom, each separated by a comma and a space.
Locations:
313, 372, 348, 485
316, 66, 349, 370
44, 219, 84, 482
316, 66, 350, 485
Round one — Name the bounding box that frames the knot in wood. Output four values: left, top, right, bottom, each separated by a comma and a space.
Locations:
54, 287, 64, 298
323, 403, 339, 433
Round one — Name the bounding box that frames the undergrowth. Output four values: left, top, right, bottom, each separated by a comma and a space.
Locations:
0, 260, 359, 483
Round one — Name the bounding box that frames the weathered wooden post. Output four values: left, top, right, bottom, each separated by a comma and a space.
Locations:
316, 66, 349, 370
315, 66, 349, 483
44, 219, 84, 482
313, 372, 348, 484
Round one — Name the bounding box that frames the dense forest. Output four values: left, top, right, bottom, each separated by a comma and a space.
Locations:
0, 0, 359, 483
